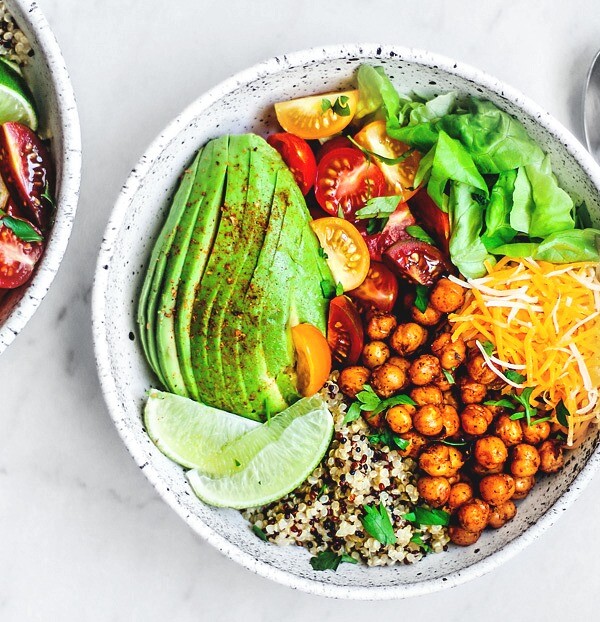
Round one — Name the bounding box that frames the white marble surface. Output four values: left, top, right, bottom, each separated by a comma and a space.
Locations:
1, 0, 599, 618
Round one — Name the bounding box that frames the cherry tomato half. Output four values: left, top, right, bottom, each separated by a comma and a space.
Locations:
383, 238, 448, 287
0, 122, 54, 231
267, 132, 317, 195
360, 201, 416, 261
0, 219, 43, 288
408, 189, 451, 255
327, 295, 364, 365
315, 147, 386, 219
348, 261, 399, 313
291, 323, 332, 397
316, 135, 353, 163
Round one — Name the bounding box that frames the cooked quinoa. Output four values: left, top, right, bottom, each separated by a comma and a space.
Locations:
0, 2, 32, 66
243, 373, 450, 566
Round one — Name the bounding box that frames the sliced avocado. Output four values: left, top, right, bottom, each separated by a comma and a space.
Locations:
137, 151, 201, 385
175, 137, 228, 400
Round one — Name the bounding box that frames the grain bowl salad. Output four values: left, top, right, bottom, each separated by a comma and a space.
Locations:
138, 64, 600, 570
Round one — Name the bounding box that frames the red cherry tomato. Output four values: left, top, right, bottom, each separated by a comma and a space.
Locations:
383, 239, 449, 287
314, 147, 386, 219
316, 136, 353, 162
0, 218, 43, 288
327, 295, 364, 365
360, 201, 416, 261
408, 189, 451, 254
348, 261, 399, 313
267, 132, 317, 195
0, 122, 55, 231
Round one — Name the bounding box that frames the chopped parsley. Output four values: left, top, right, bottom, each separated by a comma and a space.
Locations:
406, 225, 435, 245
369, 428, 410, 451
321, 95, 352, 117
442, 369, 455, 385
410, 533, 432, 552
317, 246, 329, 259
320, 279, 336, 299
414, 284, 430, 313
556, 399, 570, 428
484, 398, 516, 410
344, 385, 416, 424
354, 196, 400, 220
480, 340, 495, 357
506, 370, 527, 384
252, 525, 268, 541
361, 503, 397, 545
509, 386, 537, 426
404, 506, 450, 526
310, 550, 358, 571
0, 211, 43, 243
335, 281, 344, 296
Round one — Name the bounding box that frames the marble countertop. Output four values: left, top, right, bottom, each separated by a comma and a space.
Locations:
1, 0, 599, 619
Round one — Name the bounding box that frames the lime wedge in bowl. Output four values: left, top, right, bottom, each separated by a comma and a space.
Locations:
0, 58, 38, 129
187, 395, 334, 509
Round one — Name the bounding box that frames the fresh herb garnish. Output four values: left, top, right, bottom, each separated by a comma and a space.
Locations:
41, 181, 56, 211
414, 284, 430, 313
531, 416, 551, 426
510, 386, 537, 426
343, 401, 363, 424
365, 216, 388, 234
556, 399, 570, 428
406, 225, 435, 245
354, 196, 400, 220
410, 534, 432, 552
320, 279, 336, 299
234, 459, 241, 467
318, 484, 329, 496
361, 503, 397, 545
404, 506, 450, 526
335, 281, 344, 296
337, 205, 345, 219
506, 370, 527, 384
252, 525, 268, 541
369, 428, 410, 451
480, 340, 495, 357
484, 398, 516, 409
318, 247, 329, 259
321, 95, 352, 117
348, 135, 416, 166
310, 550, 358, 571
0, 211, 43, 243
344, 386, 417, 425
442, 369, 455, 385
441, 438, 469, 447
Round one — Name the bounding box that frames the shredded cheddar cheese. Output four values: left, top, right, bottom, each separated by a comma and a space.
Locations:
448, 257, 600, 446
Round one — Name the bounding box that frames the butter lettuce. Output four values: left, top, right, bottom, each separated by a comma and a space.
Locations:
482, 169, 517, 250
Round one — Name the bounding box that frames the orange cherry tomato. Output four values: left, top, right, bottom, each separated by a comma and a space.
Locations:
292, 323, 332, 397
310, 217, 370, 291
275, 90, 359, 140
353, 119, 422, 201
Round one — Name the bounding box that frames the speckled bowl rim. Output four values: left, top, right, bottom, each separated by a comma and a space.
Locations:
92, 44, 600, 599
0, 0, 82, 355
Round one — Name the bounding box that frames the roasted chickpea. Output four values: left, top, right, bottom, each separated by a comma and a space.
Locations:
417, 476, 451, 507
431, 333, 467, 371
538, 439, 564, 473
449, 526, 482, 546
510, 444, 541, 477
460, 404, 493, 436
521, 420, 551, 445
488, 500, 517, 529
472, 462, 505, 476
474, 436, 508, 470
397, 430, 427, 458
409, 354, 442, 386
411, 303, 443, 326
338, 366, 370, 399
362, 410, 384, 428
361, 341, 390, 369
466, 354, 497, 385
386, 404, 415, 434
459, 377, 488, 404
447, 482, 474, 512
494, 415, 523, 447
388, 356, 411, 375
366, 313, 397, 341
390, 323, 428, 356
457, 498, 490, 533
479, 474, 515, 506
431, 332, 451, 355
442, 390, 459, 408
413, 404, 444, 436
440, 404, 460, 437
433, 374, 453, 392
430, 278, 466, 313
410, 385, 443, 406
512, 475, 535, 500
419, 443, 464, 477
370, 362, 408, 398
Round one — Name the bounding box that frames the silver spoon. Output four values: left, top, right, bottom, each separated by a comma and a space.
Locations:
583, 48, 600, 161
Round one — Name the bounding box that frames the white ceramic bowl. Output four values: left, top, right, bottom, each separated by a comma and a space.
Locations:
92, 45, 600, 599
0, 0, 81, 354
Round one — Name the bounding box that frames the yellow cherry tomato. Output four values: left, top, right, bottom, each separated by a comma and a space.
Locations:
275, 90, 359, 140
311, 217, 370, 291
291, 323, 332, 397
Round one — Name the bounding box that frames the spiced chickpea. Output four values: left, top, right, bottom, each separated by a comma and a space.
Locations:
521, 420, 551, 445
370, 362, 408, 398
417, 476, 451, 508
459, 377, 488, 404
386, 404, 415, 434
433, 374, 453, 392
472, 462, 505, 476
362, 410, 384, 429
441, 404, 460, 437
488, 501, 517, 529
512, 475, 535, 500
466, 354, 497, 385
510, 444, 541, 477
474, 436, 508, 470
461, 404, 493, 436
366, 313, 397, 341
449, 526, 482, 546
413, 405, 444, 436
430, 278, 466, 313
361, 341, 390, 369
479, 473, 515, 506
411, 303, 443, 326
495, 415, 523, 447
457, 498, 490, 533
390, 323, 428, 356
409, 355, 442, 386
397, 430, 427, 458
538, 439, 564, 473
447, 482, 474, 512
431, 333, 466, 371
442, 390, 459, 408
338, 366, 370, 399
410, 385, 443, 406
388, 356, 411, 375
419, 443, 464, 477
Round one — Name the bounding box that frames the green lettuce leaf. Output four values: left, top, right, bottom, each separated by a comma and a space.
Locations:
482, 169, 517, 250
492, 229, 600, 262
356, 65, 402, 120
510, 166, 535, 233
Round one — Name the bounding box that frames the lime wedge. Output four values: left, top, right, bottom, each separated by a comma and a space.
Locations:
144, 389, 259, 470
187, 395, 333, 509
0, 58, 37, 129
